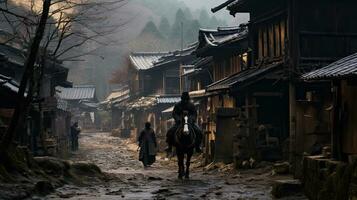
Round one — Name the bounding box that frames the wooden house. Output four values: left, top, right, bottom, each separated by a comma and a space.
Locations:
301, 54, 357, 200
101, 85, 130, 132
0, 44, 72, 156
129, 52, 171, 97
56, 85, 98, 131
214, 0, 357, 173
127, 45, 197, 148
303, 54, 357, 161
194, 26, 251, 163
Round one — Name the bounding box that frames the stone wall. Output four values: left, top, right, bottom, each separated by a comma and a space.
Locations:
303, 156, 357, 200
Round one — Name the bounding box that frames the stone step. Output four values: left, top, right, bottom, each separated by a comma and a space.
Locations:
271, 179, 303, 198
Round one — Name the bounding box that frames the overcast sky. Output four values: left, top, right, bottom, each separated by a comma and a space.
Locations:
180, 0, 227, 9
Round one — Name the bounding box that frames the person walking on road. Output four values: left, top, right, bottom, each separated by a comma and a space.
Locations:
138, 122, 157, 168
71, 122, 81, 151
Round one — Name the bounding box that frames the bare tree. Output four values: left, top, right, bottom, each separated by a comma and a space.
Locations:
0, 0, 129, 152
1, 0, 51, 152
0, 0, 129, 61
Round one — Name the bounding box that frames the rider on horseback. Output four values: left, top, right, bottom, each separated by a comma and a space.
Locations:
165, 92, 203, 153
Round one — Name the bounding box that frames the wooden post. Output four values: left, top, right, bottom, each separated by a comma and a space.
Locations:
331, 80, 342, 160
289, 83, 297, 169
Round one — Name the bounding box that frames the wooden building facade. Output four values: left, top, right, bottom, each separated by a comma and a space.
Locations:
213, 0, 357, 174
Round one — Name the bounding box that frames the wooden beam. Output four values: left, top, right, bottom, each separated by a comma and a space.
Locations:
300, 31, 357, 37
253, 92, 283, 97
211, 0, 235, 13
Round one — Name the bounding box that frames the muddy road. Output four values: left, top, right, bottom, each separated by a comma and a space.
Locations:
44, 132, 307, 199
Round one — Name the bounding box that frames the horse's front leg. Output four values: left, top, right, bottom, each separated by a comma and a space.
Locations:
185, 150, 193, 179
177, 152, 184, 179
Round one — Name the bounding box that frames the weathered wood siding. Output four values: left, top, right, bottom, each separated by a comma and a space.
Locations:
298, 0, 357, 65
341, 81, 357, 154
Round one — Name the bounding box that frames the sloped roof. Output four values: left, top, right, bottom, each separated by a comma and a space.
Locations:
302, 53, 357, 80
197, 26, 248, 56
207, 62, 282, 92
106, 88, 130, 102
127, 96, 157, 110
199, 26, 248, 47
162, 106, 174, 114
129, 52, 170, 70
56, 85, 96, 100
0, 74, 21, 94
153, 43, 198, 68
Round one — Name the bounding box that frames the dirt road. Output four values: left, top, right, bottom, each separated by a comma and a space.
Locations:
44, 132, 307, 200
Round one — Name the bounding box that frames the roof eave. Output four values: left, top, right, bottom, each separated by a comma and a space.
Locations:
227, 0, 251, 15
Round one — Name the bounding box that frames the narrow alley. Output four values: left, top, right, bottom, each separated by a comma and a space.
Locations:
43, 132, 307, 200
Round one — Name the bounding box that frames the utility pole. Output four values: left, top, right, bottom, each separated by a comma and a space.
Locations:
181, 21, 184, 53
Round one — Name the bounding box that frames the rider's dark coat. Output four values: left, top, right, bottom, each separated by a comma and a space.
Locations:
172, 101, 197, 124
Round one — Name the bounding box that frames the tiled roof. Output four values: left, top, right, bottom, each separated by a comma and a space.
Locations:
207, 62, 282, 92
153, 43, 198, 67
302, 53, 357, 80
156, 96, 181, 104
198, 26, 248, 48
56, 85, 96, 100
129, 52, 170, 70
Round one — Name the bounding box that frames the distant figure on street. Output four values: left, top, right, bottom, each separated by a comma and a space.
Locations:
71, 122, 81, 151
138, 122, 157, 168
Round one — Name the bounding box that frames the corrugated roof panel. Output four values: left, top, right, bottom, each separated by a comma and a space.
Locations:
302, 53, 357, 80
157, 97, 181, 104
56, 85, 96, 100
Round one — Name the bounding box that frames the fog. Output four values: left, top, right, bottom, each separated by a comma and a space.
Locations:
3, 0, 248, 100
55, 0, 249, 100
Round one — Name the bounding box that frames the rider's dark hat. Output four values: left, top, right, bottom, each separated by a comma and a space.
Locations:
145, 122, 151, 129
181, 92, 190, 100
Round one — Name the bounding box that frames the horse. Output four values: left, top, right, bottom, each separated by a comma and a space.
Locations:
173, 111, 196, 179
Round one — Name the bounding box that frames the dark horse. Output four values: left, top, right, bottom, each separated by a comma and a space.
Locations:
173, 111, 196, 179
